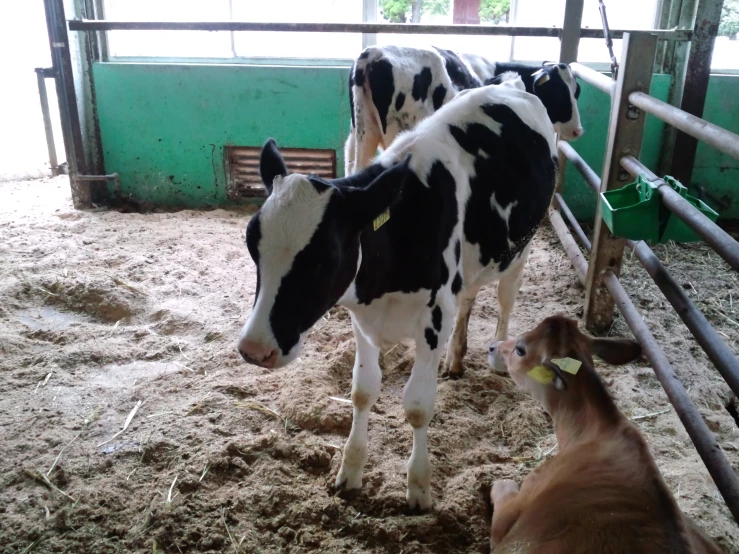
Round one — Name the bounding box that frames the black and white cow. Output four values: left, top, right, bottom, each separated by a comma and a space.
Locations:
344, 44, 582, 175
237, 83, 558, 510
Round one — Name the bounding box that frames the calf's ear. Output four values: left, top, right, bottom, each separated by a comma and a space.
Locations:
259, 138, 288, 195
338, 155, 411, 233
588, 337, 642, 365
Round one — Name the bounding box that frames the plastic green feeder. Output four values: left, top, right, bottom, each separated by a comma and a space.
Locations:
600, 175, 661, 242
600, 174, 719, 244
659, 176, 719, 243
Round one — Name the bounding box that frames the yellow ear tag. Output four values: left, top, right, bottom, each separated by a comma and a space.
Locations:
373, 208, 390, 231
551, 357, 582, 375
527, 366, 555, 384
535, 72, 550, 86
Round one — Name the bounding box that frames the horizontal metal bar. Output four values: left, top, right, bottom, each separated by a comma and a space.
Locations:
557, 141, 601, 193
557, 150, 739, 404
556, 149, 739, 522
549, 207, 589, 284
76, 173, 119, 182
67, 20, 693, 41
571, 62, 614, 96
620, 156, 739, 272
554, 192, 592, 251
629, 92, 739, 162
625, 239, 739, 399
603, 268, 739, 524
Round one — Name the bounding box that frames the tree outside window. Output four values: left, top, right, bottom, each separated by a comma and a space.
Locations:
379, 0, 511, 24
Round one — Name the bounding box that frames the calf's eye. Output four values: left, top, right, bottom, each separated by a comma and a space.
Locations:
515, 346, 525, 357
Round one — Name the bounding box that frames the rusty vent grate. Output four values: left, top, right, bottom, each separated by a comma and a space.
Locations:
226, 146, 336, 199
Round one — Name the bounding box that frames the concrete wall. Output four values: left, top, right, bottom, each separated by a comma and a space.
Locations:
92, 62, 739, 219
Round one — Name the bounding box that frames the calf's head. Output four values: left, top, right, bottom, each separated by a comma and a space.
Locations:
488, 315, 641, 411
532, 62, 582, 141
237, 139, 408, 368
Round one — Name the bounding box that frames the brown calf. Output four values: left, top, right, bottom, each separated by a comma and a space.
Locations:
487, 315, 723, 554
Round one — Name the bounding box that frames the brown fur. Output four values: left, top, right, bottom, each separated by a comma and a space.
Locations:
489, 315, 723, 554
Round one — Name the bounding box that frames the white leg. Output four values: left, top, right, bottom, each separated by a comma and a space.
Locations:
442, 286, 480, 379
335, 317, 381, 490
343, 127, 356, 176
495, 247, 530, 342
404, 321, 448, 511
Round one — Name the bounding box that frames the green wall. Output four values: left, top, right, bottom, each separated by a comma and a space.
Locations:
93, 63, 738, 218
93, 63, 351, 207
692, 75, 739, 212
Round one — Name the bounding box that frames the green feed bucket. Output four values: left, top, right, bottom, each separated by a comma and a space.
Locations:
659, 176, 719, 243
600, 176, 661, 243
600, 175, 720, 244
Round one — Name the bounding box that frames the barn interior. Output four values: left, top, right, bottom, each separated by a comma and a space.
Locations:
3, 0, 739, 552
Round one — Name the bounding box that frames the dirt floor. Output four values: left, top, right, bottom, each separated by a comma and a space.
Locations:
2, 176, 739, 554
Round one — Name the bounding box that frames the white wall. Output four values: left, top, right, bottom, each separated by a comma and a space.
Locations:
0, 1, 66, 182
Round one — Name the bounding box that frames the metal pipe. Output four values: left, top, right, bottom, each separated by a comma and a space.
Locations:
620, 156, 739, 272
571, 62, 614, 96
66, 19, 693, 40
548, 208, 589, 284
559, 0, 584, 63
669, 0, 725, 186
553, 166, 739, 399
554, 193, 592, 251
625, 238, 739, 398
558, 141, 601, 193
76, 172, 120, 193
629, 91, 739, 162
603, 268, 739, 524
35, 67, 59, 177
556, 136, 739, 523
45, 0, 90, 208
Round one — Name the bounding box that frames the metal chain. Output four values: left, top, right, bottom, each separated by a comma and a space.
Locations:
598, 0, 619, 80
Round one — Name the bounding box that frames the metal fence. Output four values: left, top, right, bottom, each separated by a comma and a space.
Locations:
554, 31, 739, 523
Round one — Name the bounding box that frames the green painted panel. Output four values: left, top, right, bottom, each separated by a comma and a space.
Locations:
692, 75, 739, 217
94, 64, 738, 217
562, 75, 671, 221
93, 62, 351, 207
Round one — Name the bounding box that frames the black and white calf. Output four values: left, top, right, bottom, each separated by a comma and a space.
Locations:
344, 44, 582, 175
238, 83, 557, 510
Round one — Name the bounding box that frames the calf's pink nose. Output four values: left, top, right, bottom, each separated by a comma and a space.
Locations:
239, 340, 277, 368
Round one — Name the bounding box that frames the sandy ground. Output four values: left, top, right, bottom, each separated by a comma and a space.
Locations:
2, 176, 739, 553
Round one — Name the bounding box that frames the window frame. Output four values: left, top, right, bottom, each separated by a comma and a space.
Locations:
92, 0, 739, 74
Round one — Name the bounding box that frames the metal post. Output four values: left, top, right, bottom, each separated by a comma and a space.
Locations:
584, 32, 658, 332
670, 0, 724, 185
35, 68, 59, 177
362, 0, 378, 51
658, 0, 697, 174
44, 0, 91, 208
559, 0, 584, 63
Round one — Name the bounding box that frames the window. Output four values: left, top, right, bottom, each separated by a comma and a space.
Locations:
512, 0, 659, 64
375, 0, 513, 62
101, 0, 662, 65
713, 0, 739, 70
105, 0, 234, 58
104, 0, 364, 61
